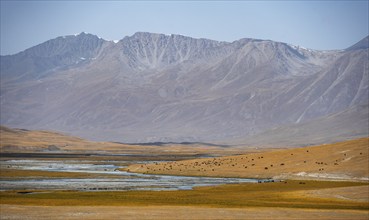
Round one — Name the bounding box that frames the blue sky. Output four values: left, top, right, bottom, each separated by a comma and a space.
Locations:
1, 1, 368, 55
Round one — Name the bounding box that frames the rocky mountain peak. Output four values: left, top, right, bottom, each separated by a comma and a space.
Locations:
0, 33, 106, 81
346, 35, 369, 51
119, 32, 229, 69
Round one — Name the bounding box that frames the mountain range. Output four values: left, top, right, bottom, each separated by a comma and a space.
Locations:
1, 32, 368, 146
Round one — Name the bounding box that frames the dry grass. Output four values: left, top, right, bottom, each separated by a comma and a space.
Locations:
302, 185, 369, 203
1, 180, 368, 210
128, 138, 369, 181
1, 205, 368, 220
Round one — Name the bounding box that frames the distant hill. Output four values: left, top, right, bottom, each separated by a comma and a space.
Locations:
1, 33, 368, 145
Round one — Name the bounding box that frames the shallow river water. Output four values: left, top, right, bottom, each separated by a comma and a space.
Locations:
0, 159, 262, 191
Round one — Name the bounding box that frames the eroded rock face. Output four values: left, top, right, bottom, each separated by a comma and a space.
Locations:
1, 33, 368, 145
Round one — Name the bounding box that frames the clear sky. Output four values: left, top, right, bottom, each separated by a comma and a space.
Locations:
1, 1, 368, 55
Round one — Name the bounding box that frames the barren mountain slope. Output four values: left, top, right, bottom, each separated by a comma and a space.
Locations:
1, 33, 368, 144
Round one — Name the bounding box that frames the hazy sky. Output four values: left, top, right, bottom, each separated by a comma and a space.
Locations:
1, 1, 368, 55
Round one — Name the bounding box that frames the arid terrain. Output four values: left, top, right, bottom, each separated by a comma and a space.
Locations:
0, 126, 368, 219
0, 126, 247, 156
128, 138, 369, 181
1, 205, 368, 220
1, 2, 368, 219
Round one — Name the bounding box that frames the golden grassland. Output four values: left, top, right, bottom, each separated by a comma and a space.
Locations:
1, 205, 368, 220
1, 180, 368, 210
128, 138, 369, 181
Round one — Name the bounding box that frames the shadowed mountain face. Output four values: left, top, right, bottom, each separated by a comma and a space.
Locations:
1, 33, 368, 145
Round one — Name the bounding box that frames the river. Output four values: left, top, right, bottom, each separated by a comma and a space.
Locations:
0, 159, 263, 191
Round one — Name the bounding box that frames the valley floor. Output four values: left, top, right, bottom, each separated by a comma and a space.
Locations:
1, 180, 368, 219
0, 127, 368, 219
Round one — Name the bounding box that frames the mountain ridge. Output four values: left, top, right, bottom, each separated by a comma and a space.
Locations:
1, 32, 368, 146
